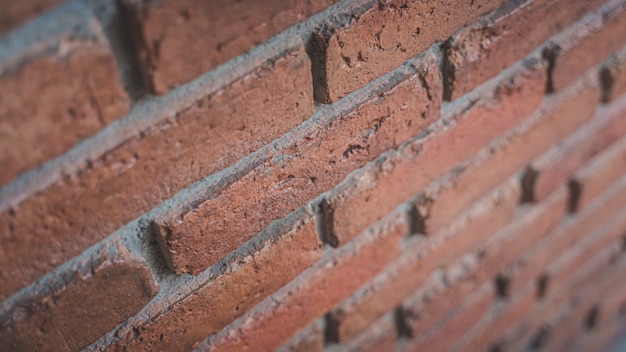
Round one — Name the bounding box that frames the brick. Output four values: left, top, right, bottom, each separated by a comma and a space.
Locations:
197, 212, 407, 351
123, 0, 337, 94
0, 240, 158, 351
276, 319, 324, 352
573, 131, 626, 211
312, 0, 507, 103
400, 281, 494, 352
156, 53, 440, 274
109, 208, 321, 352
0, 39, 130, 186
463, 206, 626, 351
326, 177, 519, 342
0, 0, 64, 33
0, 37, 313, 300
326, 60, 545, 245
326, 313, 397, 352
445, 0, 604, 100
549, 4, 626, 92
503, 174, 626, 295
473, 187, 567, 289
544, 206, 626, 297
529, 95, 626, 203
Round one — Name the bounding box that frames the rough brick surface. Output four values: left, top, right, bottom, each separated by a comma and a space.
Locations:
0, 38, 313, 300
0, 0, 63, 33
445, 0, 603, 100
0, 241, 158, 352
550, 4, 626, 92
198, 212, 407, 351
0, 40, 130, 186
156, 53, 440, 274
123, 0, 337, 94
109, 209, 321, 352
601, 48, 626, 101
326, 62, 592, 246
313, 0, 507, 102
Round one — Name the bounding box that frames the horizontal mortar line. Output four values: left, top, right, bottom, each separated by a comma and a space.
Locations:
0, 50, 427, 315
0, 0, 376, 212
0, 24, 609, 321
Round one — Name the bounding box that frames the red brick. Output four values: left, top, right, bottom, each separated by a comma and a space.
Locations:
155, 53, 440, 274
197, 212, 407, 351
327, 61, 545, 245
0, 240, 158, 351
464, 205, 626, 351
498, 239, 626, 350
549, 4, 626, 92
276, 320, 324, 352
503, 174, 626, 295
0, 39, 130, 186
327, 178, 519, 342
327, 313, 397, 352
544, 206, 626, 297
312, 0, 507, 103
400, 281, 494, 352
475, 187, 567, 286
122, 0, 337, 94
574, 131, 626, 211
445, 0, 604, 100
530, 96, 626, 203
0, 37, 313, 300
108, 208, 321, 352
0, 0, 64, 33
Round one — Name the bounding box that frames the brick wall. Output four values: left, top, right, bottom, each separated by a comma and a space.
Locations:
1, 0, 626, 351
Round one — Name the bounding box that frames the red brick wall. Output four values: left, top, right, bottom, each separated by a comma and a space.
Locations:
1, 0, 626, 351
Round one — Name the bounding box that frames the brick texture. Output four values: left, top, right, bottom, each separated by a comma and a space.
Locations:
445, 0, 604, 100
109, 208, 321, 352
0, 37, 312, 300
0, 241, 158, 351
155, 53, 440, 274
122, 0, 338, 94
312, 0, 507, 103
0, 39, 130, 186
2, 0, 625, 351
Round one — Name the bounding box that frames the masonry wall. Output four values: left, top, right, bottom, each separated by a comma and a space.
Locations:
1, 0, 626, 351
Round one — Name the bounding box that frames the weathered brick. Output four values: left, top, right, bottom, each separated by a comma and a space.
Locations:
327, 177, 520, 342
312, 0, 507, 102
0, 0, 64, 33
156, 53, 440, 274
0, 37, 313, 300
549, 3, 626, 92
327, 64, 599, 246
445, 0, 604, 100
276, 319, 324, 352
529, 96, 626, 203
0, 39, 130, 186
109, 208, 321, 352
573, 127, 626, 211
123, 0, 337, 94
0, 240, 158, 351
197, 212, 408, 351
